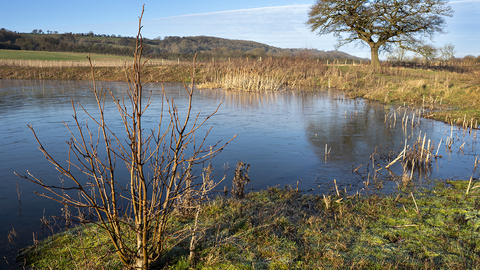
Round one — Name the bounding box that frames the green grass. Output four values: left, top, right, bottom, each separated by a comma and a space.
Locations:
18, 224, 123, 269
18, 180, 480, 269
0, 49, 134, 61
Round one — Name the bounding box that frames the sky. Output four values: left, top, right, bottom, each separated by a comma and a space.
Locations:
1, 0, 479, 59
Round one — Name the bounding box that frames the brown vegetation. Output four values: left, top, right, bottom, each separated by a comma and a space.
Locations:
197, 57, 480, 127
0, 65, 191, 82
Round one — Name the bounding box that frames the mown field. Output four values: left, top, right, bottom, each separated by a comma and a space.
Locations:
0, 49, 134, 61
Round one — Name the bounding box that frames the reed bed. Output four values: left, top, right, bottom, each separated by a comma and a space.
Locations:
197, 67, 286, 91
197, 57, 329, 90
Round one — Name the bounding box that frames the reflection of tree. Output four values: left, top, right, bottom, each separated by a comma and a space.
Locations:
196, 88, 399, 168
304, 99, 401, 165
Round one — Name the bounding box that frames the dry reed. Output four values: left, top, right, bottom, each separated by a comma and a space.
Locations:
198, 68, 286, 91
404, 134, 435, 168
231, 161, 251, 199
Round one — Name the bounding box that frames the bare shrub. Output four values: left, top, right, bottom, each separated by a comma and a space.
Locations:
15, 6, 235, 270
231, 161, 250, 199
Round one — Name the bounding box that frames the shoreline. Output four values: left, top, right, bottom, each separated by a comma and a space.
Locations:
1, 64, 479, 130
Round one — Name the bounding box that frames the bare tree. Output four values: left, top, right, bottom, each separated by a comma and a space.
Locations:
438, 43, 455, 62
387, 46, 408, 62
306, 0, 453, 66
16, 6, 235, 270
415, 44, 437, 62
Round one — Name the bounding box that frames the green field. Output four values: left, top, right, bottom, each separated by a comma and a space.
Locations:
0, 49, 134, 61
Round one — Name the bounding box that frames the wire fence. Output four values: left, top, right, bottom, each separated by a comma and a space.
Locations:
1, 58, 477, 69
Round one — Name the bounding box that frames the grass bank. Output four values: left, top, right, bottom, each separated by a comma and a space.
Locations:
18, 181, 480, 269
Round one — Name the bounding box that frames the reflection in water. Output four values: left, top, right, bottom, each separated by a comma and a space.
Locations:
0, 80, 478, 265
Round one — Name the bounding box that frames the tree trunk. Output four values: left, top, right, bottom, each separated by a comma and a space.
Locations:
370, 44, 380, 67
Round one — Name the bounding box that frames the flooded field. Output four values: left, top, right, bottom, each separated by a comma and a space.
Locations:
0, 79, 478, 267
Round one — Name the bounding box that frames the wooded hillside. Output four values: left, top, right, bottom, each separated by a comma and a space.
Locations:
0, 28, 363, 60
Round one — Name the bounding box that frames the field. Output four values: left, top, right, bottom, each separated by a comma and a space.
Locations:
0, 50, 174, 67
0, 49, 133, 61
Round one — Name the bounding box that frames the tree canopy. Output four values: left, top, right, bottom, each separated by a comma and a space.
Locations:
306, 0, 453, 66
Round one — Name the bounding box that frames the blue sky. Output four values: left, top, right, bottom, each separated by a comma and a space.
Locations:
1, 0, 479, 58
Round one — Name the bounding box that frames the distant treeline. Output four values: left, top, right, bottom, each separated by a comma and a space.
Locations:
0, 28, 363, 61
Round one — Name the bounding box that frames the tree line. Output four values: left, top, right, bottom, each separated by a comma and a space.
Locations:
0, 28, 363, 61
0, 28, 134, 55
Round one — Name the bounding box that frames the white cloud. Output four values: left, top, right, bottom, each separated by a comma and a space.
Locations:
142, 5, 326, 49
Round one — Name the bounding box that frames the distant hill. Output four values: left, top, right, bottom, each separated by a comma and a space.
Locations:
146, 35, 365, 60
0, 28, 364, 60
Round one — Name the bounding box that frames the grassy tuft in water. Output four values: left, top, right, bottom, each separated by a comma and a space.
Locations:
18, 179, 480, 269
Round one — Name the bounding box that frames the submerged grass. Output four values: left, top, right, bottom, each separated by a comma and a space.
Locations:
19, 180, 480, 269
